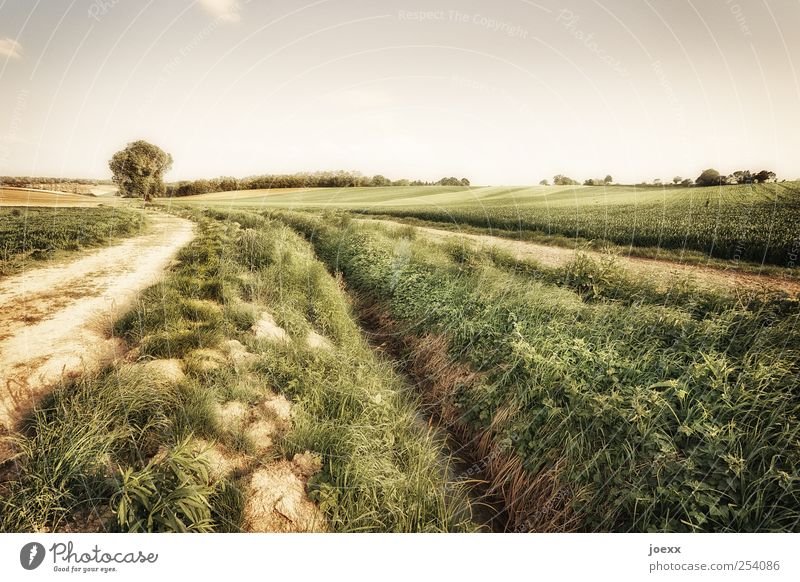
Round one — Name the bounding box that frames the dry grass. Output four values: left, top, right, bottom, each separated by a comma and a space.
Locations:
394, 321, 576, 531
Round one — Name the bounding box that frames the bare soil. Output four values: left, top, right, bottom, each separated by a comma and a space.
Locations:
0, 187, 114, 207
203, 379, 325, 532
252, 311, 290, 342
0, 212, 195, 432
183, 314, 326, 532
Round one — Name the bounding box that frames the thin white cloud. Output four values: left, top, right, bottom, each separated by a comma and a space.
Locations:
197, 0, 242, 23
0, 38, 23, 59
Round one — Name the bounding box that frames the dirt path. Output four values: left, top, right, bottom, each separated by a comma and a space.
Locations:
363, 219, 800, 296
0, 212, 195, 432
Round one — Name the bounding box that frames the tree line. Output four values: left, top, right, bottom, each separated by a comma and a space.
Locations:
540, 175, 613, 186
1, 176, 112, 187
1, 176, 114, 195
540, 168, 778, 188
163, 172, 471, 197
693, 168, 777, 187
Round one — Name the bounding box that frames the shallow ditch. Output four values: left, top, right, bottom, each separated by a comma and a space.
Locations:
353, 295, 510, 533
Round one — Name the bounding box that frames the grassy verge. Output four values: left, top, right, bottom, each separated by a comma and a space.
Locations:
432, 233, 796, 319
0, 206, 146, 276
0, 208, 472, 532
355, 212, 800, 279
274, 209, 800, 532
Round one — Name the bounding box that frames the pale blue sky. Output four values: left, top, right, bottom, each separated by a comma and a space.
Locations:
0, 0, 798, 184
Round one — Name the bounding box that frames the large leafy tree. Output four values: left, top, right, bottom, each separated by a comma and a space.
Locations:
695, 168, 722, 187
754, 170, 777, 183
553, 174, 579, 185
109, 141, 173, 201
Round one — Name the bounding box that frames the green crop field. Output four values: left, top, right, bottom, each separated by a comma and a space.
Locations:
169, 182, 800, 267
0, 206, 146, 276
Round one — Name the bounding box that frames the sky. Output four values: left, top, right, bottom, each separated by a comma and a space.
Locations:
0, 0, 798, 185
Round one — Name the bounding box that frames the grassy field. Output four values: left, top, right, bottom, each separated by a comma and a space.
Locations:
0, 208, 474, 532
4, 197, 798, 533
269, 209, 800, 532
0, 206, 146, 276
170, 182, 800, 267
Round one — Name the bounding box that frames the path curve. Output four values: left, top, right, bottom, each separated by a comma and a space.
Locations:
363, 219, 800, 296
0, 212, 195, 431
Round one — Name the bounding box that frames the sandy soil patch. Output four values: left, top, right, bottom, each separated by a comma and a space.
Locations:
217, 400, 250, 429
89, 185, 119, 197
260, 393, 293, 427
0, 212, 195, 431
245, 419, 278, 454
222, 339, 259, 365
243, 460, 325, 532
292, 451, 323, 478
306, 330, 332, 350
138, 358, 186, 384
207, 388, 325, 532
191, 438, 247, 481
252, 311, 289, 342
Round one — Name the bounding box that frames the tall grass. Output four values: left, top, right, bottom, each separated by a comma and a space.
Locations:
274, 209, 800, 532
437, 237, 795, 320
0, 366, 214, 532
203, 209, 473, 531
1, 208, 473, 532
